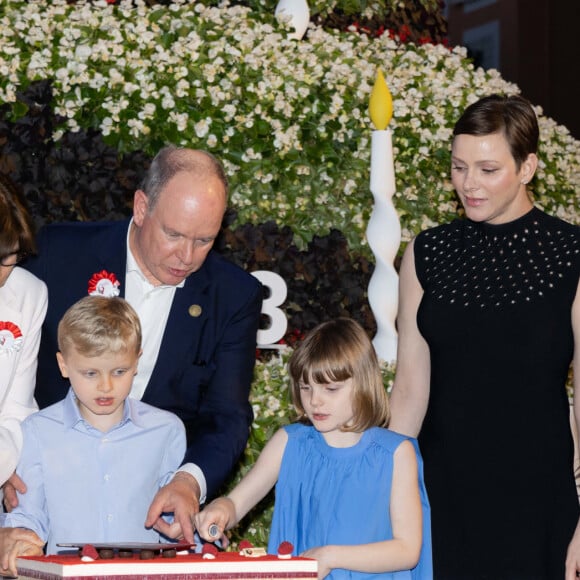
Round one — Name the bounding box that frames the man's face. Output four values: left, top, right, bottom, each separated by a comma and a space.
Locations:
132, 171, 226, 287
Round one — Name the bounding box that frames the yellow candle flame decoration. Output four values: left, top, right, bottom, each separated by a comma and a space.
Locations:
369, 68, 393, 130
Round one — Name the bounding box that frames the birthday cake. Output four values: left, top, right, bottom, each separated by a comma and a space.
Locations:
15, 543, 317, 580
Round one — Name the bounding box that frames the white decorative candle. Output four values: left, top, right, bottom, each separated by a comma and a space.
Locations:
367, 69, 400, 363
275, 0, 310, 40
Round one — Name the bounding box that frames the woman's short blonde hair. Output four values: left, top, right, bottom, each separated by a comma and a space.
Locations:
288, 318, 390, 431
58, 296, 142, 358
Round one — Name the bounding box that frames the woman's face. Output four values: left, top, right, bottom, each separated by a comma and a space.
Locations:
451, 132, 537, 224
0, 249, 19, 288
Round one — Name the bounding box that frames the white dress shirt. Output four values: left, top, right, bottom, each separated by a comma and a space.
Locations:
123, 224, 207, 502
125, 243, 179, 401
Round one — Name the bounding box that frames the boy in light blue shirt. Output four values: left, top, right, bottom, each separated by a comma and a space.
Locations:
0, 296, 186, 576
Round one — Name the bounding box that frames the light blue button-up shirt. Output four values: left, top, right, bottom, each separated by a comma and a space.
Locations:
0, 388, 186, 554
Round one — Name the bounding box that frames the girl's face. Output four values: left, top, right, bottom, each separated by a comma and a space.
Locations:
451, 132, 537, 224
299, 377, 362, 447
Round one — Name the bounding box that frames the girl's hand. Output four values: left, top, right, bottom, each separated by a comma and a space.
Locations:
301, 545, 337, 580
194, 497, 235, 543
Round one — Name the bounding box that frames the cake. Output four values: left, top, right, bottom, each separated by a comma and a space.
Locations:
16, 543, 318, 580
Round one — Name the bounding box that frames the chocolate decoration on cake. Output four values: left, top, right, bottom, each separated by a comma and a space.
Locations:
98, 548, 115, 559
162, 548, 177, 558
139, 549, 156, 560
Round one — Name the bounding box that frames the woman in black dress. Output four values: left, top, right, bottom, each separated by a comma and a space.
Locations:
389, 94, 580, 579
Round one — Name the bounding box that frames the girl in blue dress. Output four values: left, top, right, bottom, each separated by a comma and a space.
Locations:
196, 318, 432, 579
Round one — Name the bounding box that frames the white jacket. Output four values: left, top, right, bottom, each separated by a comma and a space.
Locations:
0, 267, 47, 485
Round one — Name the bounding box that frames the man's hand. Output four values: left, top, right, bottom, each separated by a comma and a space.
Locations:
0, 528, 44, 578
145, 472, 201, 544
2, 472, 26, 513
566, 521, 580, 580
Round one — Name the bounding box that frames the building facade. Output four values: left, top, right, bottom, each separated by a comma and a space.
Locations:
445, 0, 579, 139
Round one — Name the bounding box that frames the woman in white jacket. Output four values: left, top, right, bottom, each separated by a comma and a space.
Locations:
0, 175, 47, 494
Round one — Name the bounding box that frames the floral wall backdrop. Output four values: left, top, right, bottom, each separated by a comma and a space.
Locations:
0, 0, 578, 545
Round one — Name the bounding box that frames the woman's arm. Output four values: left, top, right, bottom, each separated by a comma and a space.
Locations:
388, 240, 431, 437
301, 439, 422, 577
195, 428, 288, 540
565, 278, 580, 580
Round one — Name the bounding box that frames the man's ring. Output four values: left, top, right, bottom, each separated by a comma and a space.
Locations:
208, 524, 219, 538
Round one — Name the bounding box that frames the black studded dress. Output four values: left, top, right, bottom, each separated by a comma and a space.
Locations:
414, 207, 580, 579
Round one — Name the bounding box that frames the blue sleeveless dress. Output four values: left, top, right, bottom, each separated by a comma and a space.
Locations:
267, 424, 432, 579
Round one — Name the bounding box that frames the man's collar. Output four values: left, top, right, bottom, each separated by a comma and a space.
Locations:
62, 387, 142, 432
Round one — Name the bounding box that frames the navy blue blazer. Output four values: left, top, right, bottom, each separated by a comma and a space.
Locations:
26, 219, 262, 497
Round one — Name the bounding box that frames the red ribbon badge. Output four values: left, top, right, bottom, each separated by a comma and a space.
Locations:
88, 270, 121, 297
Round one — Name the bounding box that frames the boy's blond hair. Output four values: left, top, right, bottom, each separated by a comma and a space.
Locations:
58, 296, 141, 357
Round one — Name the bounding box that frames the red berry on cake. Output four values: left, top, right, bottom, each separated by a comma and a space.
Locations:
202, 543, 219, 560
80, 544, 99, 562
277, 541, 293, 559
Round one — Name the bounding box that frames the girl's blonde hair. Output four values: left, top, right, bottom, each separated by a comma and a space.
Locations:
288, 318, 390, 431
58, 296, 142, 358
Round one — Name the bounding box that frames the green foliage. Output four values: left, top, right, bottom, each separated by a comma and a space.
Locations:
0, 0, 576, 259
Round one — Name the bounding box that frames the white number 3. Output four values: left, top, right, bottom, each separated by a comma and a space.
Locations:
251, 270, 288, 348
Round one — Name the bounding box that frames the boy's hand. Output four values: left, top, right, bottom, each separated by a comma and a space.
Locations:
145, 472, 200, 544
2, 472, 27, 512
0, 528, 44, 577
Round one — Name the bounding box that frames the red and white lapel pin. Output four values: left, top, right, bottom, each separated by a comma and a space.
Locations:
88, 270, 120, 297
0, 321, 23, 355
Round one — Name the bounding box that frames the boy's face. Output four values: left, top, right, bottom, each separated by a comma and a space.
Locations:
56, 345, 140, 432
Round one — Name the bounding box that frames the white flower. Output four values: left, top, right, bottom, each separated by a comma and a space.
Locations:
194, 118, 211, 138
266, 396, 280, 412
100, 117, 114, 136
127, 118, 149, 137
74, 44, 92, 61
169, 111, 188, 132
138, 102, 156, 120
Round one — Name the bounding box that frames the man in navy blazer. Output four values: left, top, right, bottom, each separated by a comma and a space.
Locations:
20, 147, 262, 543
